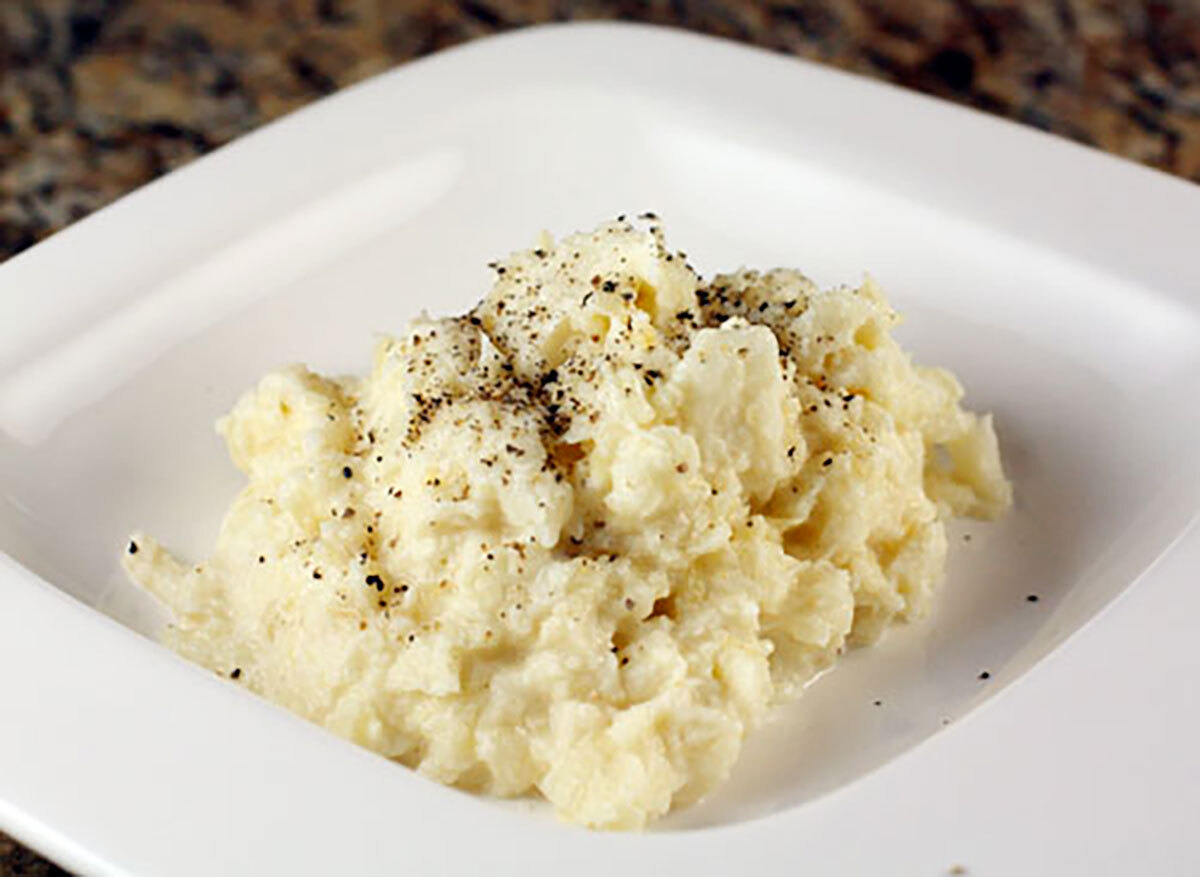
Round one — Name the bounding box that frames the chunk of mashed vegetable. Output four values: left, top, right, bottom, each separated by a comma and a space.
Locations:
126, 218, 1011, 829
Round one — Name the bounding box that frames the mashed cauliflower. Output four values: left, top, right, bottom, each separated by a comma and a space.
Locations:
125, 217, 1010, 829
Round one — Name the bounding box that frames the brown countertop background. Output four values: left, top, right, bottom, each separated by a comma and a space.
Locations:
1, 0, 1198, 872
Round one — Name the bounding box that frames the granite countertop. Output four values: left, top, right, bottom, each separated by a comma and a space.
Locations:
1, 0, 1198, 266
1, 0, 1198, 872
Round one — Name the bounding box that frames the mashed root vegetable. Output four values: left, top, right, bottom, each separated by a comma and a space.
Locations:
125, 218, 1010, 829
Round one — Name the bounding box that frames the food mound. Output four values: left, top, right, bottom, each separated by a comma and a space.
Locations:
126, 218, 1010, 829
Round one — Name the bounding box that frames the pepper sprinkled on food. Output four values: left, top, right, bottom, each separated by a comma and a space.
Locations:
122, 216, 1011, 832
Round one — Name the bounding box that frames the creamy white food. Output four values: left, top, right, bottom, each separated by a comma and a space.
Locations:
125, 218, 1010, 830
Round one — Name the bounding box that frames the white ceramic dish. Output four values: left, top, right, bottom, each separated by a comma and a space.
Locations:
2, 22, 1199, 875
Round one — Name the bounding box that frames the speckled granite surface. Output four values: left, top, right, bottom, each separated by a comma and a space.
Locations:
1, 0, 1198, 871
2, 0, 1199, 264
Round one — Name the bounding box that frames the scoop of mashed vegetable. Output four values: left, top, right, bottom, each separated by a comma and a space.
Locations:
125, 217, 1010, 829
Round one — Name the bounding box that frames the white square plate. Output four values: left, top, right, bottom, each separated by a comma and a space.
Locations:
2, 22, 1198, 875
